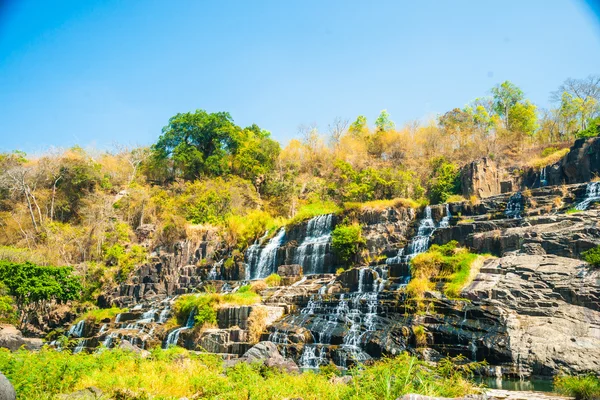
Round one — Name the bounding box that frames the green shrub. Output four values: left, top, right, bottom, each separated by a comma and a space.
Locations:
264, 273, 282, 287
426, 157, 461, 204
582, 245, 600, 268
554, 375, 600, 400
331, 224, 366, 265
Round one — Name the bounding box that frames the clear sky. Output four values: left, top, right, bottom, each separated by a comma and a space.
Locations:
1, 0, 599, 153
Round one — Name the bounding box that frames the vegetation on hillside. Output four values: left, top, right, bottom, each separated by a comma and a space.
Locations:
0, 347, 480, 400
0, 261, 81, 328
0, 75, 597, 311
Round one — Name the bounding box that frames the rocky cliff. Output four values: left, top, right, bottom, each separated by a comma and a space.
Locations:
461, 136, 600, 198
54, 164, 600, 379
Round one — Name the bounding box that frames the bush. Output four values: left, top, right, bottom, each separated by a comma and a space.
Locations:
264, 273, 282, 287
582, 245, 600, 268
412, 325, 427, 346
331, 224, 366, 266
554, 375, 600, 400
409, 242, 480, 299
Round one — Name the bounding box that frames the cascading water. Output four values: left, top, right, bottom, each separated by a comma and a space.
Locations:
386, 206, 437, 265
540, 167, 548, 187
207, 259, 223, 280
439, 204, 451, 228
163, 309, 196, 348
68, 320, 85, 338
293, 214, 334, 275
576, 181, 600, 210
505, 192, 524, 219
247, 228, 286, 280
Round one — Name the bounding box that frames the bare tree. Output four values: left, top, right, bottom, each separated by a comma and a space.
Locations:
328, 117, 349, 148
0, 166, 42, 232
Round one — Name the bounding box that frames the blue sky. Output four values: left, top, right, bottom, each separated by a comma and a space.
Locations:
1, 0, 599, 153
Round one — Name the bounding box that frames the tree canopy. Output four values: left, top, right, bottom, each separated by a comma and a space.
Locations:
151, 110, 280, 183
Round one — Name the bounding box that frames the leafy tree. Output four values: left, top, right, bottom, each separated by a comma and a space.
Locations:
375, 110, 395, 132
427, 157, 460, 204
331, 224, 365, 266
577, 117, 600, 139
152, 110, 242, 180
349, 115, 368, 136
0, 261, 81, 329
508, 100, 539, 137
491, 81, 524, 127
232, 126, 281, 187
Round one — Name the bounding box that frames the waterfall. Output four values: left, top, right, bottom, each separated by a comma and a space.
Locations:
439, 204, 451, 228
68, 320, 85, 338
505, 192, 524, 219
540, 167, 548, 187
293, 214, 334, 275
163, 309, 196, 348
576, 182, 600, 210
248, 228, 286, 280
207, 259, 223, 280
407, 206, 435, 255
73, 339, 86, 354
387, 206, 437, 265
102, 332, 118, 349
244, 231, 270, 280
299, 344, 327, 369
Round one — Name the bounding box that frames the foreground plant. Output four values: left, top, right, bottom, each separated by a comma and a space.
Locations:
0, 348, 479, 400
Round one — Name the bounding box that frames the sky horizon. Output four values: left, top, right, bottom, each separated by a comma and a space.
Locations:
1, 0, 600, 154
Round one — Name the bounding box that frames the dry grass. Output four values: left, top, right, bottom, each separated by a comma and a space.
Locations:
250, 280, 268, 293
248, 306, 268, 344
344, 197, 421, 211
527, 148, 569, 170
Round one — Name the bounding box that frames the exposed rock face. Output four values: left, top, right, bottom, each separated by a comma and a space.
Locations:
0, 325, 43, 351
460, 158, 504, 198
464, 254, 600, 376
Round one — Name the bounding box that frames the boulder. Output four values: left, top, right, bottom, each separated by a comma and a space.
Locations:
0, 325, 43, 352
241, 341, 299, 374
118, 340, 150, 358
0, 373, 15, 400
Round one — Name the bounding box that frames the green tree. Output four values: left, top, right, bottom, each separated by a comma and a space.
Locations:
349, 115, 368, 136
0, 261, 82, 329
508, 100, 539, 138
332, 224, 365, 266
427, 157, 460, 204
152, 110, 242, 180
232, 126, 280, 187
375, 110, 395, 132
491, 81, 524, 127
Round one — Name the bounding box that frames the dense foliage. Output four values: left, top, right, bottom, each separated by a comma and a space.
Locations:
331, 223, 366, 266
0, 261, 81, 329
0, 347, 479, 400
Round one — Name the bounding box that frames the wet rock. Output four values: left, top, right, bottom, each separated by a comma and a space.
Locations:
278, 264, 303, 277
0, 372, 15, 400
